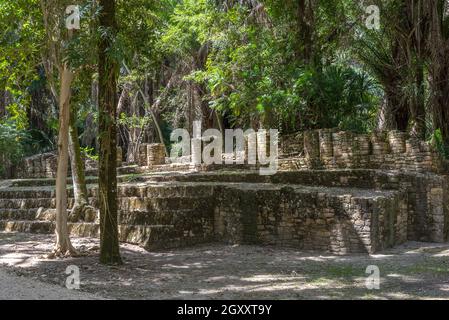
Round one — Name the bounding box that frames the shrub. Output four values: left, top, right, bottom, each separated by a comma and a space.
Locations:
0, 122, 26, 175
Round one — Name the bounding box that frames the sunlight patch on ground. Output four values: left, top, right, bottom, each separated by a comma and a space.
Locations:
0, 253, 39, 267
239, 274, 305, 283
1, 233, 449, 299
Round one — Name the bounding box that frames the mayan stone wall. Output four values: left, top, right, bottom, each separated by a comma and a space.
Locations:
213, 184, 408, 254
1, 129, 448, 254
138, 143, 166, 167
373, 172, 449, 243
279, 129, 448, 174
11, 130, 447, 177
16, 152, 58, 179
10, 147, 123, 179
113, 183, 216, 249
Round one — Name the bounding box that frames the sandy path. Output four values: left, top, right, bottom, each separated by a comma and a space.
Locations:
0, 269, 102, 300
0, 232, 448, 300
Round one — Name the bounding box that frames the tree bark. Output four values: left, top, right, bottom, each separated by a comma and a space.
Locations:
410, 61, 426, 138
296, 0, 315, 65
51, 64, 77, 257
406, 0, 427, 138
81, 80, 99, 148
68, 105, 93, 222
98, 0, 122, 265
122, 62, 167, 156
0, 89, 6, 118
425, 0, 449, 147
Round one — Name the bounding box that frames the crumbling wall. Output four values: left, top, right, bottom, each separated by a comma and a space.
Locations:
11, 147, 123, 179
3, 130, 448, 254
279, 130, 448, 173
138, 143, 166, 167
213, 184, 408, 254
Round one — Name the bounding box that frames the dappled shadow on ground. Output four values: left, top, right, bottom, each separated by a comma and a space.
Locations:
0, 232, 448, 299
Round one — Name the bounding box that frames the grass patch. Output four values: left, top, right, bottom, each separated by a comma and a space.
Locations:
324, 265, 362, 278
120, 173, 145, 183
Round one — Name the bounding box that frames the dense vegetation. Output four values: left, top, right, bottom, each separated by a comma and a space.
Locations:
2, 1, 449, 167
1, 0, 449, 261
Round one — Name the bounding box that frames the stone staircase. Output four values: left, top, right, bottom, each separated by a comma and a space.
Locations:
1, 128, 448, 254
0, 173, 216, 250
2, 166, 445, 254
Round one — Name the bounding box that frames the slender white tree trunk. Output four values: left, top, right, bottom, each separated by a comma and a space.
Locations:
52, 64, 77, 257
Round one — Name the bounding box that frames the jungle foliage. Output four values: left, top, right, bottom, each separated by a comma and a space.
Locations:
1, 0, 449, 164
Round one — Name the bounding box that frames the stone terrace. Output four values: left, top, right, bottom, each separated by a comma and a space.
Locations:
0, 129, 448, 254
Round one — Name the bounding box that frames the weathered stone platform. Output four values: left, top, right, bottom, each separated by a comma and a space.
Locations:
0, 168, 447, 254
0, 129, 448, 254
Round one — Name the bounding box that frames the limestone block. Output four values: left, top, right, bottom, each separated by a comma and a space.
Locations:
304, 130, 321, 168
388, 130, 407, 154
147, 143, 166, 166
319, 129, 334, 159
371, 131, 389, 155
138, 143, 148, 166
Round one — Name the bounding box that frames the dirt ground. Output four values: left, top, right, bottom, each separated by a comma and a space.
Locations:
0, 231, 448, 300
0, 268, 102, 300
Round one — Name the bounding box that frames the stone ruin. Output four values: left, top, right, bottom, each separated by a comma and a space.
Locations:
0, 129, 448, 254
279, 129, 446, 173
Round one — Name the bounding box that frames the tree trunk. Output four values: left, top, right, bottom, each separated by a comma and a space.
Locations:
425, 0, 449, 147
68, 105, 93, 222
410, 61, 426, 138
122, 62, 167, 155
379, 37, 411, 132
429, 62, 449, 146
81, 80, 99, 148
0, 89, 6, 118
296, 0, 315, 65
98, 0, 122, 265
406, 0, 427, 139
51, 64, 77, 257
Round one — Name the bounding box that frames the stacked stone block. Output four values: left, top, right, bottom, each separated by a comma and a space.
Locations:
214, 184, 409, 254
0, 167, 448, 254
319, 129, 334, 167
17, 153, 58, 179
2, 128, 448, 255
138, 144, 148, 167
333, 131, 356, 168
280, 132, 304, 157
304, 130, 321, 169
147, 143, 166, 166
278, 129, 448, 174
117, 146, 123, 167
15, 148, 123, 179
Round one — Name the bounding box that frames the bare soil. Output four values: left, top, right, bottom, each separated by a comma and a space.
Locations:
0, 232, 448, 300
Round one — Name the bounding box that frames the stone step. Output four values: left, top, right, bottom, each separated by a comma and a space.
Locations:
89, 165, 146, 176
118, 208, 211, 226
0, 208, 40, 221
7, 174, 138, 188
0, 198, 55, 209
116, 184, 215, 198
0, 220, 54, 234
7, 176, 98, 188
2, 169, 402, 193
117, 165, 145, 175
0, 206, 212, 226
114, 170, 385, 190
0, 194, 213, 211
0, 189, 55, 199
0, 220, 211, 250
116, 196, 214, 212
6, 171, 165, 188
0, 182, 215, 200
214, 184, 407, 254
